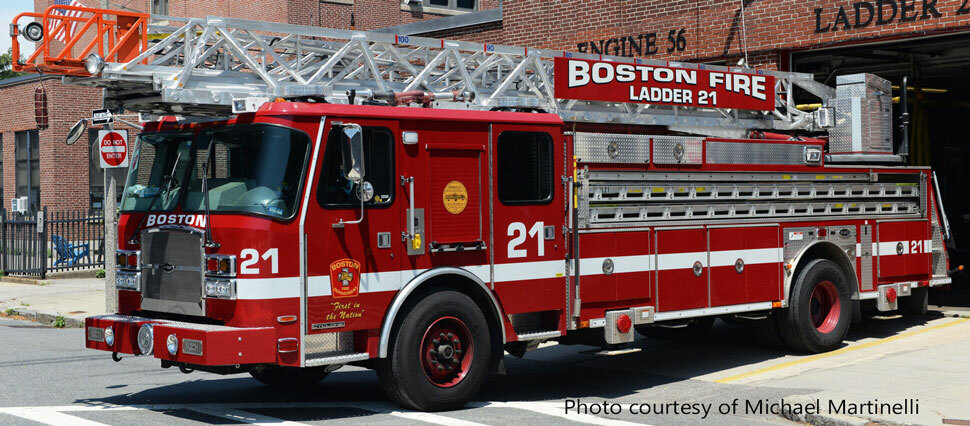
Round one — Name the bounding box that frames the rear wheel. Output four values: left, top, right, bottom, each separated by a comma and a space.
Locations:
777, 259, 852, 353
249, 365, 329, 388
377, 290, 491, 411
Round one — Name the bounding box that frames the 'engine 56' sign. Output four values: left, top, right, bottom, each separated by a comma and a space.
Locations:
554, 58, 776, 111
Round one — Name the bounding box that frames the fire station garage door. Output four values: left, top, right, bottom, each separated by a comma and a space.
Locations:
792, 32, 970, 270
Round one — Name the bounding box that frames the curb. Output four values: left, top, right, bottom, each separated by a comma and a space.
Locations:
780, 396, 904, 426
0, 308, 84, 328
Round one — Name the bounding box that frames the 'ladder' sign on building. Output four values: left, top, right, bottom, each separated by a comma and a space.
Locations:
554, 57, 776, 111
98, 130, 129, 168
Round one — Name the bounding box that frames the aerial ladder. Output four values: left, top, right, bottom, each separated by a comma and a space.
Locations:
12, 4, 852, 140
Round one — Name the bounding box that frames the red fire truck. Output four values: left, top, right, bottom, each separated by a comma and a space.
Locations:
11, 5, 955, 411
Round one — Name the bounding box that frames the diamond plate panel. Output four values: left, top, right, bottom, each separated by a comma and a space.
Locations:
574, 132, 650, 164
305, 331, 354, 355
932, 224, 947, 275
861, 225, 873, 291
653, 136, 702, 165
836, 73, 892, 96
706, 141, 807, 165
510, 312, 544, 334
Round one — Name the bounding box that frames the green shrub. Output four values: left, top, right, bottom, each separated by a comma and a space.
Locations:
95, 268, 106, 278
53, 316, 66, 328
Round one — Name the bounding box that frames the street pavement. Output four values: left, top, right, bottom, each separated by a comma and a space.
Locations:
1, 278, 970, 425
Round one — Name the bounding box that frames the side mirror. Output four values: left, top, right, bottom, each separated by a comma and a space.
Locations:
340, 124, 364, 183
66, 119, 86, 145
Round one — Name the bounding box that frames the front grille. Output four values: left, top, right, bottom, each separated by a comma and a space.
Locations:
140, 227, 205, 316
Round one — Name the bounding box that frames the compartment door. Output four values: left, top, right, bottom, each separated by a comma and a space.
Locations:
655, 228, 708, 312
877, 221, 931, 282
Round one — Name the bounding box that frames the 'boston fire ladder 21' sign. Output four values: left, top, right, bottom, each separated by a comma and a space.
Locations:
554, 57, 776, 111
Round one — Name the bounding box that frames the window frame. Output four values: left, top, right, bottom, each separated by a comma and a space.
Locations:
14, 130, 40, 211
424, 0, 478, 12
496, 131, 555, 206
317, 125, 396, 210
151, 0, 169, 15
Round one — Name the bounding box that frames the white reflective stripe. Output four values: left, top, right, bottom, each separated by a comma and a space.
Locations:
580, 255, 653, 276
101, 146, 126, 153
657, 251, 706, 270
877, 241, 906, 255
709, 248, 781, 267
307, 275, 330, 297
235, 277, 301, 300
493, 260, 565, 282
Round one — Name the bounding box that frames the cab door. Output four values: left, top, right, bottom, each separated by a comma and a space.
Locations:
303, 118, 404, 344
490, 124, 567, 323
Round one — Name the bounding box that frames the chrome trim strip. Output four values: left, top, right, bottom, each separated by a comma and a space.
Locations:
299, 116, 326, 368
305, 352, 370, 367
378, 266, 506, 358
653, 302, 774, 321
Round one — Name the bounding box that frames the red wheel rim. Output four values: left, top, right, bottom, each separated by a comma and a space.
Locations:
810, 280, 841, 333
420, 316, 474, 388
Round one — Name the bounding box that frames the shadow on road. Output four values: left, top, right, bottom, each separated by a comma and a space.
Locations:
71, 310, 947, 421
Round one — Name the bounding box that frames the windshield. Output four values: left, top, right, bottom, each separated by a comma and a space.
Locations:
120, 124, 311, 219
120, 131, 194, 212
184, 124, 311, 219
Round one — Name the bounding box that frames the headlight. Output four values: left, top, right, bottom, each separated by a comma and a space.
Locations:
104, 326, 115, 346
137, 324, 154, 355
205, 279, 234, 299
166, 334, 178, 355
84, 53, 105, 75
115, 272, 140, 291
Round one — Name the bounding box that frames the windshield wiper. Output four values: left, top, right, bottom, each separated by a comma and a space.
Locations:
126, 152, 182, 244
200, 140, 219, 248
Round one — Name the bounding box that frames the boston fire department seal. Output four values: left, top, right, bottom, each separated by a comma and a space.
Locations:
442, 180, 468, 214
330, 258, 361, 298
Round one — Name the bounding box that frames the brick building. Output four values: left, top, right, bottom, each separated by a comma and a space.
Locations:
4, 0, 970, 256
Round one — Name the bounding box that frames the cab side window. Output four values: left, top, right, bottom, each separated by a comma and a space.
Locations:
497, 131, 554, 205
318, 126, 395, 208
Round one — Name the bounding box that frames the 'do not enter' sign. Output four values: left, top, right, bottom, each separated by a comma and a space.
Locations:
98, 130, 129, 168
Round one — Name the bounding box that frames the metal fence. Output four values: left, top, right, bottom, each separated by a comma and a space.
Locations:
1, 208, 105, 278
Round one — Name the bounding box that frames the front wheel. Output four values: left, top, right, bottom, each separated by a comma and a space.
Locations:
377, 290, 491, 411
777, 259, 852, 353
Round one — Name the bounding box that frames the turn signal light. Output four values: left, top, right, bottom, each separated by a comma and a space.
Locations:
205, 254, 236, 277
117, 250, 140, 270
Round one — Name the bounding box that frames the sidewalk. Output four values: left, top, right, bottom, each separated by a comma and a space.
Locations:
0, 278, 107, 327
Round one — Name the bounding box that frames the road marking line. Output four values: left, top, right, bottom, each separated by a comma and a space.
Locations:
189, 407, 312, 426
3, 407, 112, 426
388, 410, 489, 425
484, 401, 647, 426
715, 317, 970, 384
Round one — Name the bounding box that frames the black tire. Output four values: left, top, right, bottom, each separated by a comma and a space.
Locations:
376, 290, 491, 411
249, 365, 329, 388
903, 287, 929, 315
776, 259, 852, 353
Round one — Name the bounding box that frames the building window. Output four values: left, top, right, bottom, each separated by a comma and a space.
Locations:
426, 0, 477, 11
497, 131, 553, 205
14, 130, 40, 211
89, 129, 125, 209
318, 126, 395, 209
152, 0, 169, 15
